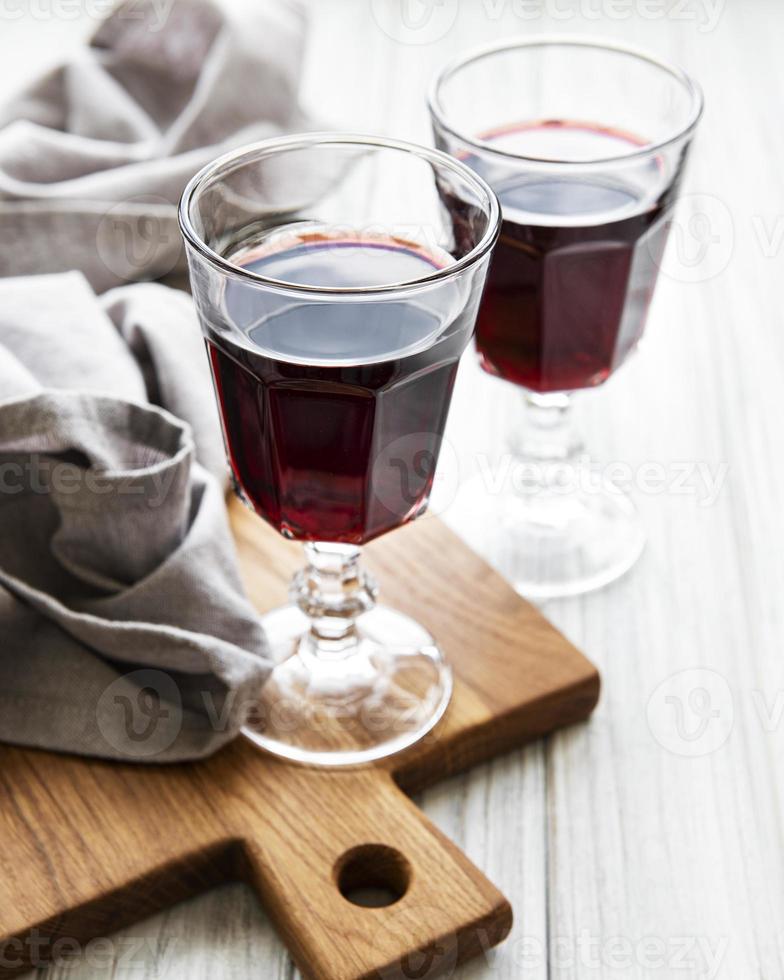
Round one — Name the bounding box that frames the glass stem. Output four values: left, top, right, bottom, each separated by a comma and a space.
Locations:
290, 543, 378, 657
512, 391, 582, 463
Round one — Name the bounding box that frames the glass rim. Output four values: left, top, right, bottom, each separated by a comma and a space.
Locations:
427, 35, 704, 168
178, 131, 501, 297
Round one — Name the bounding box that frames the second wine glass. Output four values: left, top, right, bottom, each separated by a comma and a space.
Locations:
430, 37, 703, 598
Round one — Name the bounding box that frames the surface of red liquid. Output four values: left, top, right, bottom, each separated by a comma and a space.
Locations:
206, 232, 470, 544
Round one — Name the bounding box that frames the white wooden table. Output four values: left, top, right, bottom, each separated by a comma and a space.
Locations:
6, 0, 784, 977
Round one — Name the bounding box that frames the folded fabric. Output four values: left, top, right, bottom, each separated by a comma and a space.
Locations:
0, 0, 314, 290
0, 273, 271, 762
0, 270, 226, 482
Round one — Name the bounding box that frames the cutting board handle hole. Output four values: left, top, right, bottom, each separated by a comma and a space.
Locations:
335, 844, 411, 909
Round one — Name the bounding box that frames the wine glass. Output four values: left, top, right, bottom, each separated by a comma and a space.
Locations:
179, 133, 500, 766
429, 37, 703, 598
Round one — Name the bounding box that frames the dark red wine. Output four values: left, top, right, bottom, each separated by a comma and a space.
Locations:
206, 229, 471, 544
450, 121, 679, 392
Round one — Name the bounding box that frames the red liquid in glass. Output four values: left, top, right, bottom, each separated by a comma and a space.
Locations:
206, 232, 468, 544
452, 122, 678, 393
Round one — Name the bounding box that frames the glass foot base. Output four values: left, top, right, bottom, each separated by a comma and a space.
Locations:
243, 604, 453, 767
446, 475, 645, 600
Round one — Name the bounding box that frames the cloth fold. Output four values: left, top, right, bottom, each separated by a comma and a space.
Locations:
0, 273, 271, 762
0, 0, 314, 290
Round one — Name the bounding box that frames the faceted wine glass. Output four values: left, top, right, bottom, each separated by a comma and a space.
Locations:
179, 134, 500, 766
429, 38, 703, 598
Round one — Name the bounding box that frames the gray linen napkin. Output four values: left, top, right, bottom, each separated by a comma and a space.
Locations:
0, 273, 271, 761
0, 0, 313, 290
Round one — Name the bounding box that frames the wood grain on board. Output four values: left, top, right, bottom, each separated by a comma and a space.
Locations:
0, 499, 599, 980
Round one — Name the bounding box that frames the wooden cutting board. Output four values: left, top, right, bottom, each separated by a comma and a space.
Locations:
0, 498, 599, 980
